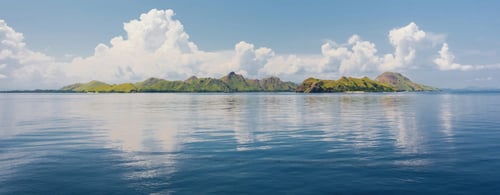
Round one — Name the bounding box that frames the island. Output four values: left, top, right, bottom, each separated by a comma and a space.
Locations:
57, 71, 438, 93
295, 72, 438, 93
61, 72, 297, 93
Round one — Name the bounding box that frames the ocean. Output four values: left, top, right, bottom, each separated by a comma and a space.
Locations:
1, 92, 500, 194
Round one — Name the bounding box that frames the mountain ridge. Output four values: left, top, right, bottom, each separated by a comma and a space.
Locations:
296, 72, 438, 93
60, 71, 438, 93
61, 72, 297, 93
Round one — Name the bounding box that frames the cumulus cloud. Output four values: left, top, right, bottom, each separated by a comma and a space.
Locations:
260, 55, 306, 76
0, 19, 61, 89
434, 43, 473, 71
260, 23, 448, 80
64, 9, 275, 83
65, 9, 209, 83
232, 41, 274, 77
1, 9, 499, 90
0, 8, 281, 89
258, 35, 382, 79
321, 35, 381, 75
380, 22, 436, 71
433, 43, 500, 71
286, 22, 496, 77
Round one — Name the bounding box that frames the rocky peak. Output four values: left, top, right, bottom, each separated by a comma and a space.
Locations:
375, 72, 437, 91
185, 76, 198, 82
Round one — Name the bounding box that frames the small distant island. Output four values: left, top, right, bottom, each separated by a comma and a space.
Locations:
1, 72, 438, 93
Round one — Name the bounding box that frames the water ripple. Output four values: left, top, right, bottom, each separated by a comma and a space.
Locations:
1, 93, 500, 193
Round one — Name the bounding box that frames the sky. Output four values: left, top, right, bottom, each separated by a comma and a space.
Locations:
1, 0, 500, 89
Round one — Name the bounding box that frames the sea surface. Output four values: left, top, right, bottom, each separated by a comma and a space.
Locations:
1, 92, 500, 194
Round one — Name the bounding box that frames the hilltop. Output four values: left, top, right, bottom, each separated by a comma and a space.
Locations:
296, 72, 438, 93
375, 72, 438, 91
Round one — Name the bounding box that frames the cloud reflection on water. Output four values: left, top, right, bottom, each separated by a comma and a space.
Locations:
381, 95, 426, 154
70, 94, 183, 181
440, 94, 454, 139
220, 94, 302, 151
338, 95, 385, 149
75, 94, 181, 153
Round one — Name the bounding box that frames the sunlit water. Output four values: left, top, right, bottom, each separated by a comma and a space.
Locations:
1, 92, 500, 194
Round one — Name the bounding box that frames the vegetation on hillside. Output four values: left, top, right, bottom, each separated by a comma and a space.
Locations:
60, 71, 437, 93
296, 72, 438, 93
61, 72, 297, 93
296, 76, 394, 93
375, 72, 438, 91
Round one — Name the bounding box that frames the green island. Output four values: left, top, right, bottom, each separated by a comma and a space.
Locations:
296, 72, 438, 93
61, 72, 296, 93
56, 71, 437, 93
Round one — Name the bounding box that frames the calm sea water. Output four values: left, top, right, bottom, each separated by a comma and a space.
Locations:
1, 92, 500, 194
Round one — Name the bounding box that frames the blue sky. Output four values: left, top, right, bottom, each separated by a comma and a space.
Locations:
1, 0, 500, 89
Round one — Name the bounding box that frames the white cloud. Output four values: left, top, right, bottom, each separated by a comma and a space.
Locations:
64, 9, 274, 83
380, 22, 431, 71
0, 19, 62, 89
434, 43, 473, 71
317, 36, 380, 76
64, 9, 207, 83
265, 23, 446, 80
232, 41, 274, 77
433, 43, 500, 71
347, 40, 380, 73
260, 55, 311, 77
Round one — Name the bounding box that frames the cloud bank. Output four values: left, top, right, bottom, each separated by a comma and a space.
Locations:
0, 19, 62, 89
0, 9, 498, 90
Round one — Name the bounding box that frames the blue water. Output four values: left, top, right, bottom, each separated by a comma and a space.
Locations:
1, 92, 500, 194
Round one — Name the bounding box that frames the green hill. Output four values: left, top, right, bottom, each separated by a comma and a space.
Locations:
296, 76, 394, 93
109, 83, 137, 93
219, 72, 296, 92
220, 72, 261, 92
61, 80, 112, 92
182, 76, 231, 92
296, 72, 438, 93
60, 72, 298, 93
375, 72, 438, 91
259, 76, 297, 91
